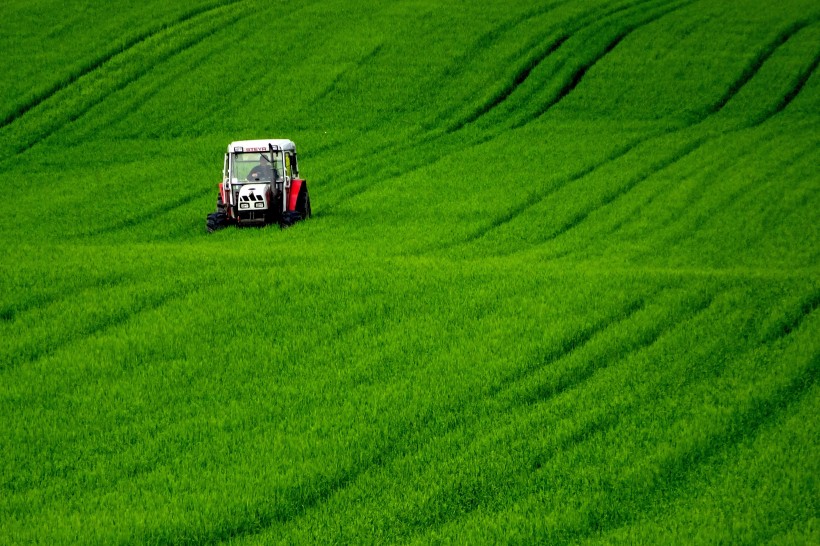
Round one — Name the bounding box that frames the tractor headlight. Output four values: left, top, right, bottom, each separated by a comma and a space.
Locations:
254, 202, 264, 209
239, 203, 249, 209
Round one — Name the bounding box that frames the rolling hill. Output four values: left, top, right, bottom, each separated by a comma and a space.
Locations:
1, 0, 818, 543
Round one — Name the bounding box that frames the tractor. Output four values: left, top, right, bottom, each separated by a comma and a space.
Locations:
207, 139, 311, 232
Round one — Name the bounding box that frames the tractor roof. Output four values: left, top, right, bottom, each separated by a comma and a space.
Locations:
228, 139, 296, 153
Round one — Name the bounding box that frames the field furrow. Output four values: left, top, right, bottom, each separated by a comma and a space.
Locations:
1, 0, 817, 543
0, 2, 250, 159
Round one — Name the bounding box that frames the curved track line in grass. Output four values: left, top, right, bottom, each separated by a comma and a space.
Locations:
539, 136, 709, 246
561, 352, 819, 545
538, 116, 816, 252
312, 0, 600, 172
0, 284, 195, 372
536, 316, 820, 544
307, 0, 577, 184
444, 17, 818, 254
594, 100, 819, 252
438, 134, 653, 252
446, 0, 678, 134
77, 186, 213, 238
225, 280, 814, 543
318, 2, 678, 212
415, 286, 814, 539
514, 288, 715, 409
706, 18, 819, 116
751, 49, 820, 126
320, 0, 676, 205
402, 286, 720, 536
637, 142, 818, 263
1, 4, 249, 158
311, 44, 384, 105
442, 0, 573, 81
518, 0, 694, 128
586, 136, 762, 251
175, 413, 451, 544
140, 285, 820, 545
485, 291, 656, 401
445, 33, 570, 133
0, 0, 244, 131
178, 294, 658, 544
0, 273, 131, 324
767, 291, 820, 343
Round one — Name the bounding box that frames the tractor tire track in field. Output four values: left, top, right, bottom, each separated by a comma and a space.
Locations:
305, 1, 572, 171
553, 294, 820, 544
578, 133, 815, 258
319, 0, 678, 210
750, 49, 820, 126
485, 292, 655, 400
0, 0, 243, 131
511, 288, 716, 409
440, 0, 574, 81
77, 187, 213, 238
447, 16, 818, 253
445, 33, 569, 133
595, 90, 819, 249
538, 136, 710, 247
633, 141, 818, 262
396, 286, 720, 536
766, 290, 820, 343
439, 134, 652, 251
706, 18, 819, 116
0, 283, 196, 372
563, 351, 819, 545
0, 273, 131, 324
160, 294, 658, 545
150, 281, 812, 544
684, 142, 816, 231
588, 134, 764, 249
518, 0, 695, 128
543, 20, 820, 247
162, 414, 450, 544
0, 2, 250, 159
416, 285, 812, 538
313, 0, 577, 165
446, 0, 682, 134
311, 44, 384, 105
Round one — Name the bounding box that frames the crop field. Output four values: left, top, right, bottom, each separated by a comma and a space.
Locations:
1, 0, 818, 543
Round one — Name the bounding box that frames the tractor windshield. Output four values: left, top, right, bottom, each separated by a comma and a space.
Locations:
232, 152, 284, 182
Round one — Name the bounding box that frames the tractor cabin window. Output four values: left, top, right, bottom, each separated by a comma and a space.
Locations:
232, 152, 285, 183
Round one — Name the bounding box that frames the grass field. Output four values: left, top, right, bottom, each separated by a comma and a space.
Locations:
1, 0, 818, 543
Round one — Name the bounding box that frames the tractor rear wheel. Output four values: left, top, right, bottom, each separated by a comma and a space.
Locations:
206, 211, 230, 232
280, 210, 303, 227
296, 183, 311, 219
280, 183, 311, 228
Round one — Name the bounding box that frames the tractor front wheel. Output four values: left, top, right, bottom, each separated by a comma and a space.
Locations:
206, 211, 230, 233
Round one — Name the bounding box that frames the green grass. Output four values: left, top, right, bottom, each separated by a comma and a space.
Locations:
1, 0, 818, 543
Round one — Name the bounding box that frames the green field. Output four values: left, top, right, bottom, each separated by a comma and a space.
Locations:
1, 0, 818, 543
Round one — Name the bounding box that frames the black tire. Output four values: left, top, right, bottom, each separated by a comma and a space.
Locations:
206, 211, 230, 233
279, 210, 303, 227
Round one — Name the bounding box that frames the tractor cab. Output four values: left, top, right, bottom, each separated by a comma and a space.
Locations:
207, 138, 311, 232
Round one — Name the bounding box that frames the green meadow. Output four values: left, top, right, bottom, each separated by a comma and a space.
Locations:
1, 0, 818, 543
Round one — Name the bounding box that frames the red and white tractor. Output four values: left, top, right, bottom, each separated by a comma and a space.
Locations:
207, 139, 311, 232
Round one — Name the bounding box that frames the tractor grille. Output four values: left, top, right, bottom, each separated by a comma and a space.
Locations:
239, 192, 266, 210
238, 211, 265, 221
240, 193, 265, 202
